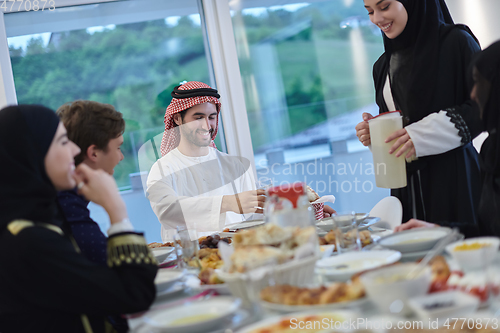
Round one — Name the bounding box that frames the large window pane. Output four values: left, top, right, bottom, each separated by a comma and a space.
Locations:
6, 0, 220, 242
230, 0, 389, 212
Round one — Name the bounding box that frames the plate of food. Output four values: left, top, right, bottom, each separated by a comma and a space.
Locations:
237, 310, 359, 333
319, 230, 377, 252
258, 280, 367, 313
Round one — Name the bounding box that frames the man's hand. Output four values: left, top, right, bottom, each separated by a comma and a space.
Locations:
394, 218, 438, 232
221, 189, 266, 214
323, 205, 336, 218
355, 113, 374, 146
73, 163, 127, 224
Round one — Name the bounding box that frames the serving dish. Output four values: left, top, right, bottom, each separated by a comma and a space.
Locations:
143, 297, 241, 333
316, 250, 401, 281
377, 227, 452, 253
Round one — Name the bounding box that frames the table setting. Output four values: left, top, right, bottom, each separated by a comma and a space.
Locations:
134, 184, 500, 332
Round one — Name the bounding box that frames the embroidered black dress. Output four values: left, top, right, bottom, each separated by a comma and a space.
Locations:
372, 0, 482, 232
0, 105, 158, 333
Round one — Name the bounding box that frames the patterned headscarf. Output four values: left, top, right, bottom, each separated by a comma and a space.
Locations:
160, 81, 221, 156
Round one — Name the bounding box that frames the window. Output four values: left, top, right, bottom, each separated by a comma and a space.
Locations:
229, 0, 390, 212
6, 0, 222, 241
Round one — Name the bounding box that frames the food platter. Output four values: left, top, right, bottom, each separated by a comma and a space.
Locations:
259, 296, 369, 313
237, 310, 359, 333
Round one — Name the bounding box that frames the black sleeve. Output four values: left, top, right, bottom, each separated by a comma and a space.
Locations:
441, 28, 483, 141
437, 221, 481, 239
13, 227, 158, 316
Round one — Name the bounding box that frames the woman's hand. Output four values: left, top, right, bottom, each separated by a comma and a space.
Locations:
385, 128, 416, 159
355, 113, 374, 146
73, 163, 127, 224
394, 219, 438, 232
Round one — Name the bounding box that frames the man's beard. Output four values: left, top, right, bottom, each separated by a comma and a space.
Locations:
181, 126, 214, 147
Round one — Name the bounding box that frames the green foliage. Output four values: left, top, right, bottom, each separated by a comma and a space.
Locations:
9, 2, 383, 185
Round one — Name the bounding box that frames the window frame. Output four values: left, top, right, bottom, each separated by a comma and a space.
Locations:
0, 0, 256, 171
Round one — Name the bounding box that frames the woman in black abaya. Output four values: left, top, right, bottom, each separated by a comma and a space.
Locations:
355, 0, 482, 233
395, 41, 500, 237
0, 105, 157, 333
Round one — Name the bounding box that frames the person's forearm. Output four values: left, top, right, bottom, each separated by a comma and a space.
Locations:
102, 198, 128, 224
221, 194, 238, 214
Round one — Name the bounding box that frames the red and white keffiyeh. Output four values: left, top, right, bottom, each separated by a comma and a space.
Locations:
160, 81, 221, 156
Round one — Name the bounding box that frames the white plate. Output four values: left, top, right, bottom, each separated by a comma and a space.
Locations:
377, 227, 452, 253
316, 250, 401, 281
237, 310, 359, 333
151, 247, 175, 263
143, 297, 241, 333
154, 269, 184, 292
260, 296, 369, 313
154, 281, 187, 300
317, 216, 380, 233
135, 308, 252, 333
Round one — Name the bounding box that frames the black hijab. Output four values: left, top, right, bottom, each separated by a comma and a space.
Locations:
381, 0, 478, 122
474, 41, 500, 176
0, 105, 61, 231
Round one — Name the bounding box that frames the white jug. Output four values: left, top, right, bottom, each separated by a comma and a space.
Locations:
369, 111, 407, 189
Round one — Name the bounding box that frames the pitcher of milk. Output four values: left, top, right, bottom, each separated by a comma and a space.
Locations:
368, 111, 407, 189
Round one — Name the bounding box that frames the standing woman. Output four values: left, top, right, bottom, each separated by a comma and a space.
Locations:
395, 41, 500, 237
355, 0, 483, 231
0, 105, 157, 332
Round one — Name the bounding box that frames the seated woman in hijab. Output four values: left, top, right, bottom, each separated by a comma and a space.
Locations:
0, 105, 158, 332
395, 41, 500, 237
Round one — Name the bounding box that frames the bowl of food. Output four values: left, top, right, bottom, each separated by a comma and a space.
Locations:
359, 263, 432, 316
377, 227, 452, 253
445, 237, 500, 272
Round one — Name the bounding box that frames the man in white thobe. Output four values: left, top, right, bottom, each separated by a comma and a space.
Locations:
146, 81, 264, 242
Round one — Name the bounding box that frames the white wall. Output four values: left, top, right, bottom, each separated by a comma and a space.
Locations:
447, 0, 500, 48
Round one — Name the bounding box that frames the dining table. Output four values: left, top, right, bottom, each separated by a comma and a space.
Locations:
130, 226, 500, 333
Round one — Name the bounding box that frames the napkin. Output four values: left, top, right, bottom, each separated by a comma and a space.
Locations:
312, 195, 336, 204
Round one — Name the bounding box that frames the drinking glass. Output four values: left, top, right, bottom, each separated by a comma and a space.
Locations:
174, 226, 199, 269
332, 211, 361, 254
